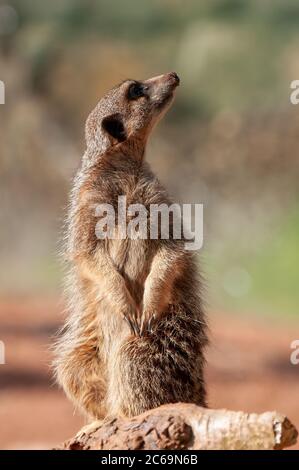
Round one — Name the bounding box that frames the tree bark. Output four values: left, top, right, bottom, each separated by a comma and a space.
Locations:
59, 403, 298, 450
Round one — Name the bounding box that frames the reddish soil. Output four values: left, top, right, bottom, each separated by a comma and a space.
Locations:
0, 298, 298, 449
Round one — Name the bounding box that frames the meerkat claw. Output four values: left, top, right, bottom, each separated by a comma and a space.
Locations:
123, 315, 139, 336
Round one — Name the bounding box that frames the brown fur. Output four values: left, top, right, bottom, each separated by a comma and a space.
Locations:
54, 73, 208, 420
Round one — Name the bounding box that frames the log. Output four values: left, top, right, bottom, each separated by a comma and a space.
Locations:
59, 403, 298, 450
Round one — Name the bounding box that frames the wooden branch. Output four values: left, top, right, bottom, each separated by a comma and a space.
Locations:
59, 403, 298, 450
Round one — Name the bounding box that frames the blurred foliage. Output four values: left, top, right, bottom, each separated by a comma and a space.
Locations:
206, 206, 299, 317
1, 0, 299, 317
6, 0, 299, 118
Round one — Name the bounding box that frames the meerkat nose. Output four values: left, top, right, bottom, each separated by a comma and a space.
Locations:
167, 72, 180, 86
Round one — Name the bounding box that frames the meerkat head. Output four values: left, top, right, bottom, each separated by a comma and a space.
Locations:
85, 72, 180, 156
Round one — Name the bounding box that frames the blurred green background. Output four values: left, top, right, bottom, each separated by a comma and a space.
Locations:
1, 0, 299, 317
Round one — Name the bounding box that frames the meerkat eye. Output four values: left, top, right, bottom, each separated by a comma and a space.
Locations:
127, 82, 144, 100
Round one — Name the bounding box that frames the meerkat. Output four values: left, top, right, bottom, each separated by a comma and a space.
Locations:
54, 72, 208, 420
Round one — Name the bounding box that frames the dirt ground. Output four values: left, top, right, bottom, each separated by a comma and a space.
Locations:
0, 298, 298, 450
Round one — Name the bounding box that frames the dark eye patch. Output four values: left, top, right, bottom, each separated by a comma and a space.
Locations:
127, 82, 145, 100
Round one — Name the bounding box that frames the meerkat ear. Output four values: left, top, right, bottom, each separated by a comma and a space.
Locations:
102, 114, 127, 143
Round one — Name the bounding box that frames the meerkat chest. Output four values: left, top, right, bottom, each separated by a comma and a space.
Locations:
98, 168, 163, 283
105, 187, 154, 281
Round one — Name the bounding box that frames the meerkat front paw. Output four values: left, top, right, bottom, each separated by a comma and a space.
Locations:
122, 302, 142, 336
123, 308, 157, 337
140, 310, 158, 336
123, 313, 141, 336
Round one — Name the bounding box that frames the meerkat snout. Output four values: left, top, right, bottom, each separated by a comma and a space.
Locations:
166, 71, 180, 85
143, 72, 180, 105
